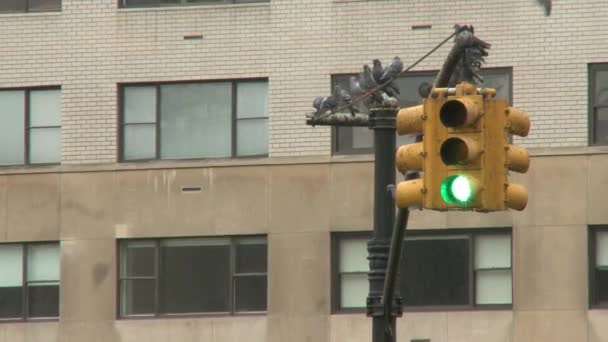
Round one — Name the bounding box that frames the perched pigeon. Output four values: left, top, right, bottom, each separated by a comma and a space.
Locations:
453, 24, 491, 51
418, 81, 432, 99
312, 96, 323, 110
334, 85, 357, 116
335, 85, 351, 103
380, 57, 404, 83
312, 96, 337, 116
536, 0, 551, 15
349, 76, 363, 98
349, 76, 370, 112
359, 64, 378, 91
384, 80, 401, 96
360, 65, 386, 105
372, 59, 384, 83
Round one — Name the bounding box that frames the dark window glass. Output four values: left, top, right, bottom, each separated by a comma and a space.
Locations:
333, 68, 512, 154
401, 238, 469, 306
593, 229, 608, 305
121, 279, 156, 316
119, 236, 267, 317
27, 285, 59, 317
124, 244, 156, 277
596, 269, 608, 303
0, 287, 24, 318
28, 0, 60, 11
236, 243, 267, 273
0, 0, 26, 12
234, 276, 267, 312
160, 241, 231, 313
591, 65, 608, 145
124, 0, 159, 6
0, 0, 59, 12
123, 0, 268, 8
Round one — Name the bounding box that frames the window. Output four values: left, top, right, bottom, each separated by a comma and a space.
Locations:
333, 68, 512, 154
120, 80, 268, 161
118, 236, 267, 317
589, 64, 608, 145
0, 0, 60, 12
121, 0, 268, 8
590, 227, 608, 305
0, 88, 61, 165
0, 242, 60, 320
333, 230, 512, 311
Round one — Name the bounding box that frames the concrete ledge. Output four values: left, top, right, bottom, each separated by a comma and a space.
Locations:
0, 145, 607, 176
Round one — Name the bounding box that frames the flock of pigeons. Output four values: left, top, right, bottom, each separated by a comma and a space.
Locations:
312, 56, 405, 117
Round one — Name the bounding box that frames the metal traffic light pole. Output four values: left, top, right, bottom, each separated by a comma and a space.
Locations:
366, 107, 400, 342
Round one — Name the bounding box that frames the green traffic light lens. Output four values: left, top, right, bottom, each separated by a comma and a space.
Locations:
441, 175, 473, 204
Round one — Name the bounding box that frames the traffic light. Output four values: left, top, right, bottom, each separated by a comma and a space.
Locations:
395, 81, 530, 212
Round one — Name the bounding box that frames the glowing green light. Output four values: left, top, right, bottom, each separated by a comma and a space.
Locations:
441, 175, 473, 204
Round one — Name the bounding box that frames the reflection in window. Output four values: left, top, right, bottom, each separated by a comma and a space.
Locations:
590, 64, 608, 145
0, 243, 60, 320
0, 88, 61, 166
0, 0, 60, 12
593, 229, 608, 305
334, 231, 512, 310
120, 80, 268, 161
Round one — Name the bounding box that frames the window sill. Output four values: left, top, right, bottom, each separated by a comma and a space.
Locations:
118, 311, 266, 321
331, 305, 512, 315
0, 11, 61, 17
118, 2, 270, 13
0, 318, 59, 324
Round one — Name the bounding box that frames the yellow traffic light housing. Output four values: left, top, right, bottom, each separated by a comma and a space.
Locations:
395, 82, 530, 212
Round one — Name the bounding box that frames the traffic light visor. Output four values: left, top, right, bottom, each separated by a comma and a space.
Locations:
440, 137, 481, 165
440, 97, 480, 128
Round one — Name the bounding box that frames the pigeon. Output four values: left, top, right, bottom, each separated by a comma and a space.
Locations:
357, 65, 383, 104
536, 0, 551, 15
453, 24, 491, 51
380, 57, 404, 83
372, 59, 384, 83
349, 76, 363, 98
359, 64, 378, 91
334, 85, 357, 116
312, 96, 337, 116
384, 80, 401, 96
418, 81, 432, 99
349, 76, 370, 112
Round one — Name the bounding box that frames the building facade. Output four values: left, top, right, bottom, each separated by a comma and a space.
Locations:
0, 0, 608, 341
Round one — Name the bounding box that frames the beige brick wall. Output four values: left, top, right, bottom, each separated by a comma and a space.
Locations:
0, 0, 607, 164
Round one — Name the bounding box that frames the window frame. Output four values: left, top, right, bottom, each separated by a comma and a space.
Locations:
589, 64, 608, 146
0, 86, 61, 166
118, 78, 268, 162
332, 67, 513, 155
119, 0, 268, 9
0, 241, 60, 322
116, 235, 268, 319
0, 0, 61, 13
331, 228, 513, 313
589, 225, 608, 308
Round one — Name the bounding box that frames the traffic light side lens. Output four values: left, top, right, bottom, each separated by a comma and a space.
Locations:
440, 137, 468, 165
440, 175, 473, 204
440, 100, 467, 127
